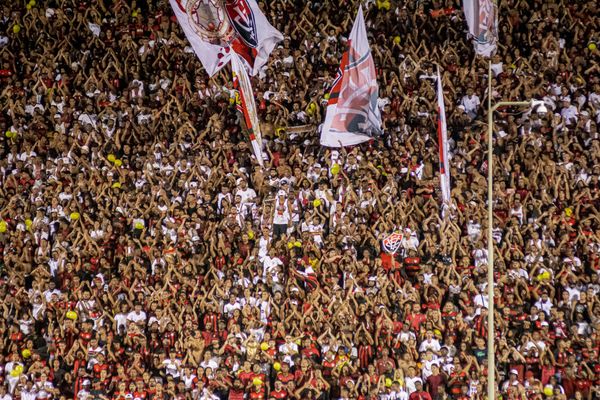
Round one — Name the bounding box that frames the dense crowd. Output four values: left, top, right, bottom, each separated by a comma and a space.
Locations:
0, 0, 599, 399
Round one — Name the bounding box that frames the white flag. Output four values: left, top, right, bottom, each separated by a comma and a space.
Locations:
169, 0, 283, 76
320, 6, 382, 148
231, 52, 264, 166
436, 66, 451, 204
463, 0, 498, 57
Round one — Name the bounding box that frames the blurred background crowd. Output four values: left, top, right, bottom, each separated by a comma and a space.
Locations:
0, 0, 599, 399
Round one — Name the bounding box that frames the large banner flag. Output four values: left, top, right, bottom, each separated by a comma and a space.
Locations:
320, 6, 382, 147
231, 52, 264, 167
436, 66, 451, 204
463, 0, 498, 57
169, 0, 283, 76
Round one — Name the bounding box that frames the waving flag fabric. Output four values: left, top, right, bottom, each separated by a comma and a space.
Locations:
169, 0, 283, 76
436, 66, 451, 203
382, 231, 404, 254
231, 52, 264, 166
320, 6, 382, 147
463, 0, 498, 57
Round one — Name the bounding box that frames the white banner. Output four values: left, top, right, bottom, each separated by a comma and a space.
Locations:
463, 0, 498, 57
231, 52, 264, 166
320, 6, 382, 148
169, 0, 283, 76
436, 66, 451, 203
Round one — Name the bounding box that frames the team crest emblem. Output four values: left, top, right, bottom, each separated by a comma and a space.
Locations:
225, 0, 258, 48
180, 0, 236, 46
176, 0, 258, 48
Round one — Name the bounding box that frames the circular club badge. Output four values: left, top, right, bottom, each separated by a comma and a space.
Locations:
185, 0, 236, 46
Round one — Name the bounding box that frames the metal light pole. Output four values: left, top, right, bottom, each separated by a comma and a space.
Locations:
486, 61, 530, 400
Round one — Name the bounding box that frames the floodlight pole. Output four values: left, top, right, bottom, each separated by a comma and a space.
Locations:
486, 61, 530, 400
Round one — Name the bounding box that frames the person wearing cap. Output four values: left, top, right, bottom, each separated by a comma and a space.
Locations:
502, 369, 521, 392
559, 96, 579, 124
18, 380, 37, 400
75, 380, 91, 400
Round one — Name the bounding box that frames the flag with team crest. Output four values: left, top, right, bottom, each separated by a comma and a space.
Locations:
170, 0, 283, 76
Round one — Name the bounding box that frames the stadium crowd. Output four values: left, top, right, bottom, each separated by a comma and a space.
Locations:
0, 0, 599, 399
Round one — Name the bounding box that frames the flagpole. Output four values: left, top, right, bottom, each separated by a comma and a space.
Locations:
231, 52, 265, 168
486, 59, 495, 400
486, 61, 531, 400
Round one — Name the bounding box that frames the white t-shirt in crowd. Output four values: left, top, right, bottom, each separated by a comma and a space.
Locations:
126, 310, 147, 323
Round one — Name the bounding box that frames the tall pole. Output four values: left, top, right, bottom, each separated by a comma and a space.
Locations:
486, 62, 530, 400
486, 60, 495, 400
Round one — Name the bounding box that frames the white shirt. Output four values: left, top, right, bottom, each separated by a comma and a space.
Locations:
272, 197, 291, 225
565, 286, 581, 302
43, 289, 62, 302
163, 358, 181, 378
490, 62, 503, 77
223, 301, 241, 316
461, 95, 481, 113
19, 391, 36, 400
383, 390, 409, 400
467, 221, 481, 240
472, 248, 488, 267
235, 187, 257, 204
114, 313, 128, 331
262, 256, 283, 277
279, 341, 298, 358
258, 236, 271, 260
421, 358, 440, 380
474, 293, 489, 309
419, 338, 441, 353
534, 298, 553, 314
199, 389, 220, 400
405, 376, 422, 394
398, 330, 416, 344
126, 310, 147, 323
560, 105, 578, 123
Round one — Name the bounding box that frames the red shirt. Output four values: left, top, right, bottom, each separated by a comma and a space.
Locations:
406, 312, 427, 331
277, 372, 295, 384
410, 391, 433, 400
93, 363, 109, 378
133, 390, 147, 399
249, 388, 266, 400
375, 357, 395, 375
427, 374, 446, 398
112, 392, 130, 400
229, 389, 245, 400
574, 379, 591, 397
238, 370, 254, 385
301, 346, 320, 359
380, 252, 399, 271
271, 389, 288, 399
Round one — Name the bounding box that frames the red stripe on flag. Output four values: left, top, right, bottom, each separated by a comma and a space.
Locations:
238, 90, 253, 129
437, 107, 445, 174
